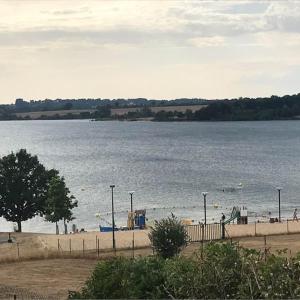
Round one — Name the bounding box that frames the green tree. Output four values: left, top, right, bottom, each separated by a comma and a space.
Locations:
0, 149, 58, 232
94, 105, 111, 119
44, 176, 77, 234
149, 214, 188, 258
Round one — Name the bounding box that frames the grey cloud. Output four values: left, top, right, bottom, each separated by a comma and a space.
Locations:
168, 2, 300, 37
1, 1, 300, 49
220, 2, 270, 15
42, 6, 90, 15
0, 28, 188, 47
266, 15, 300, 33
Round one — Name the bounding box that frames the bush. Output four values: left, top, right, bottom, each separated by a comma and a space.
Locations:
69, 257, 167, 299
148, 214, 188, 258
70, 242, 300, 299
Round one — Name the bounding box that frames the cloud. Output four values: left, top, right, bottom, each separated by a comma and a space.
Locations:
0, 1, 300, 102
0, 1, 300, 49
188, 36, 225, 47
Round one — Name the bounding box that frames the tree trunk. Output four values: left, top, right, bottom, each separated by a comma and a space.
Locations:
55, 222, 59, 235
17, 220, 22, 232
64, 220, 68, 235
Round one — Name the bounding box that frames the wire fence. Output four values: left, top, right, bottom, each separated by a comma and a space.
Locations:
0, 284, 56, 300
0, 234, 153, 262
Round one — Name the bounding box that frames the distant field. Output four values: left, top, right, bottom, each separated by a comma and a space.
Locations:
15, 109, 96, 119
15, 104, 207, 119
111, 104, 207, 115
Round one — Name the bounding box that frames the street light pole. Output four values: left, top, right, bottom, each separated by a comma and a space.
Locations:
110, 185, 116, 250
202, 192, 208, 225
129, 192, 134, 214
276, 187, 282, 222
128, 191, 135, 258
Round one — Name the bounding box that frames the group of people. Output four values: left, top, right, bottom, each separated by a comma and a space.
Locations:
221, 209, 299, 223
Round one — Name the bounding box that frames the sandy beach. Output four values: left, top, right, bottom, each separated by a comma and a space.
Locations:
1, 220, 300, 261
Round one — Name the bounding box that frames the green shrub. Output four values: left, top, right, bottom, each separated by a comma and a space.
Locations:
70, 242, 300, 299
148, 214, 188, 258
69, 257, 167, 299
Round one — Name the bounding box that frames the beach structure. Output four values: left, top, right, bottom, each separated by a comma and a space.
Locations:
224, 206, 248, 225
127, 209, 146, 230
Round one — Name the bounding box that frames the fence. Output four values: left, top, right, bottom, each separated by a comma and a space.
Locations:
185, 223, 223, 242
0, 231, 153, 262
225, 219, 300, 238
0, 284, 54, 300
231, 234, 296, 259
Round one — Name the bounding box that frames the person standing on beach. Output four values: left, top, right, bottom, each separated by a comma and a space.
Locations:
293, 208, 298, 221
221, 213, 225, 223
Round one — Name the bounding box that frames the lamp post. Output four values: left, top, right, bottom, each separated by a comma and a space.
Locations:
128, 191, 135, 258
276, 187, 282, 222
129, 191, 134, 214
202, 192, 208, 225
110, 185, 116, 250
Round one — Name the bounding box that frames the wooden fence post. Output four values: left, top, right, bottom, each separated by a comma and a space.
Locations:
97, 239, 100, 257
17, 243, 20, 259
264, 235, 267, 262
83, 239, 85, 256
69, 239, 72, 254
95, 236, 98, 255
132, 231, 135, 259
201, 224, 204, 259
221, 222, 225, 239
287, 219, 289, 234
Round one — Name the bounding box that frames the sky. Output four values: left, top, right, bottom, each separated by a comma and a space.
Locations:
0, 1, 300, 104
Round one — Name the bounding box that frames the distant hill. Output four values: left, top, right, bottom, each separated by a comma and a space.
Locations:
1, 93, 300, 121
11, 97, 210, 113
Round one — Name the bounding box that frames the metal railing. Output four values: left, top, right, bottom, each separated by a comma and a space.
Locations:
185, 223, 223, 242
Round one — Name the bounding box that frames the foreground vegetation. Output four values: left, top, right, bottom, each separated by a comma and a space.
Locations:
70, 242, 300, 299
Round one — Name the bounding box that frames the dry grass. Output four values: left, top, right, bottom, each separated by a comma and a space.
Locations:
111, 104, 207, 115
0, 247, 153, 299
2, 233, 300, 298
183, 233, 300, 257
15, 109, 96, 119
0, 259, 98, 299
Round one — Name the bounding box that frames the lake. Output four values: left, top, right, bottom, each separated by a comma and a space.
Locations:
0, 120, 300, 233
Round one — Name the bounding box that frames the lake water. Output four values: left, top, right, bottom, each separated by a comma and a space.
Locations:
0, 120, 300, 233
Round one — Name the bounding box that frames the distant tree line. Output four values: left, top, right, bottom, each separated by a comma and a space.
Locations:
2, 97, 209, 114
152, 93, 300, 122
192, 94, 300, 121
1, 93, 300, 121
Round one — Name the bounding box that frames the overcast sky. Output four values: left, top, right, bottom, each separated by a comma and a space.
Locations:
0, 1, 300, 104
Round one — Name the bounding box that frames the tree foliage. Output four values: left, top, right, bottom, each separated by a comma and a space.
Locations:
149, 214, 188, 258
70, 257, 166, 299
70, 242, 300, 299
0, 149, 58, 232
44, 175, 78, 233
